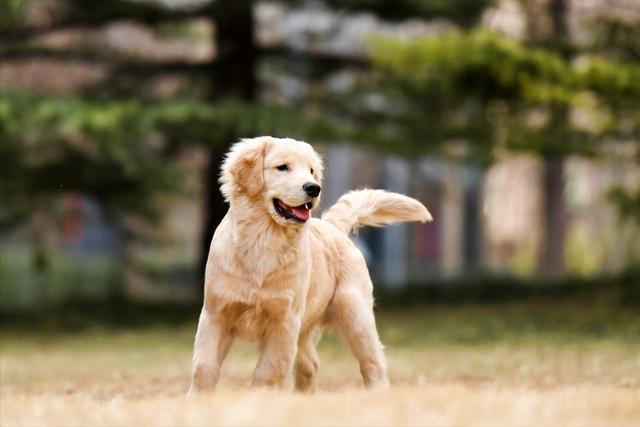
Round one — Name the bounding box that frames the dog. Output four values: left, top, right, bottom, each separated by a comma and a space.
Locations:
189, 136, 432, 393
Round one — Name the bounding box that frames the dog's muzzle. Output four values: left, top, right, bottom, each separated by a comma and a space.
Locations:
273, 199, 312, 223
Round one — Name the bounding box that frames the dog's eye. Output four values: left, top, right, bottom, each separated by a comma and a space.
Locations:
276, 164, 288, 171
310, 168, 314, 174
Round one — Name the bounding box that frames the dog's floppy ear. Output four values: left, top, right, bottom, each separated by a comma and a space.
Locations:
230, 144, 265, 196
220, 138, 270, 200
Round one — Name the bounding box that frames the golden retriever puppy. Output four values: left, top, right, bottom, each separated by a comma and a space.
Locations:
189, 136, 432, 393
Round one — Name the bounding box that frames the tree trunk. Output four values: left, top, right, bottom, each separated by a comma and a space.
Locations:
198, 0, 256, 296
462, 166, 484, 272
538, 156, 566, 279
537, 0, 568, 280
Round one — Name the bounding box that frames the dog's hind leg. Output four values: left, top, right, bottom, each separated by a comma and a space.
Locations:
328, 274, 389, 389
294, 328, 320, 393
188, 307, 233, 394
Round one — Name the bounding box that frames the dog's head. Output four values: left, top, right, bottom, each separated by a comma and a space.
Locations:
220, 137, 324, 227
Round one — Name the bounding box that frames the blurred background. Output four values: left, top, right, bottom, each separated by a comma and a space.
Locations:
1, 3, 640, 425
1, 0, 639, 313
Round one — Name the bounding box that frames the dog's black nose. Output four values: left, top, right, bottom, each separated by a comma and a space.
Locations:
303, 182, 321, 198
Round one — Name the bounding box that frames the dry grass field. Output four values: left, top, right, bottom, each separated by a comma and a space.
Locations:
1, 300, 639, 426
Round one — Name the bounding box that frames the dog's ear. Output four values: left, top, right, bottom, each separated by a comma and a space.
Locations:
313, 153, 324, 185
220, 138, 270, 199
230, 143, 265, 197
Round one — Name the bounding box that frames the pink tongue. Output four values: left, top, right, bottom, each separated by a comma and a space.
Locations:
290, 205, 310, 221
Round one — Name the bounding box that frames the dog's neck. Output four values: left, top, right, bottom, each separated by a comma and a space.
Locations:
226, 195, 308, 276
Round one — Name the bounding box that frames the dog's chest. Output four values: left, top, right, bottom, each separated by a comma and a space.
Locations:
234, 241, 300, 285
221, 288, 296, 340
208, 222, 311, 340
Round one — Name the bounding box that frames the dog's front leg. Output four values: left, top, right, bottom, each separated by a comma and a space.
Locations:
188, 306, 233, 394
252, 316, 301, 389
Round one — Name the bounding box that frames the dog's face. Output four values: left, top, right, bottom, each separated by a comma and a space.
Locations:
220, 137, 323, 227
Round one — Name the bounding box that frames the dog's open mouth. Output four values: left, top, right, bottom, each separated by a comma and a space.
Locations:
273, 199, 312, 223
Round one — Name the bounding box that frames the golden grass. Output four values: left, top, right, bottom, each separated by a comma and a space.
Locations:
2, 304, 639, 426
3, 384, 639, 427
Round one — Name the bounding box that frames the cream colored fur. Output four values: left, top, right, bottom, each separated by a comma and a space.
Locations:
189, 136, 432, 394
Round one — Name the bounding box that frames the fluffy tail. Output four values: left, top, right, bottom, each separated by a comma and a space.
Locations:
322, 189, 433, 235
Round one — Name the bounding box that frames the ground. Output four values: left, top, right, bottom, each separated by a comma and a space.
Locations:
1, 299, 639, 426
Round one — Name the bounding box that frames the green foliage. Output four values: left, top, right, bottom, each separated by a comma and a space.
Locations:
373, 30, 640, 104
366, 30, 640, 161
0, 93, 181, 230
606, 186, 640, 225
586, 15, 640, 62
0, 91, 341, 231
0, 0, 26, 30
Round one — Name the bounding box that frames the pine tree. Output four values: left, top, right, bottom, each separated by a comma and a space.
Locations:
0, 0, 491, 288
